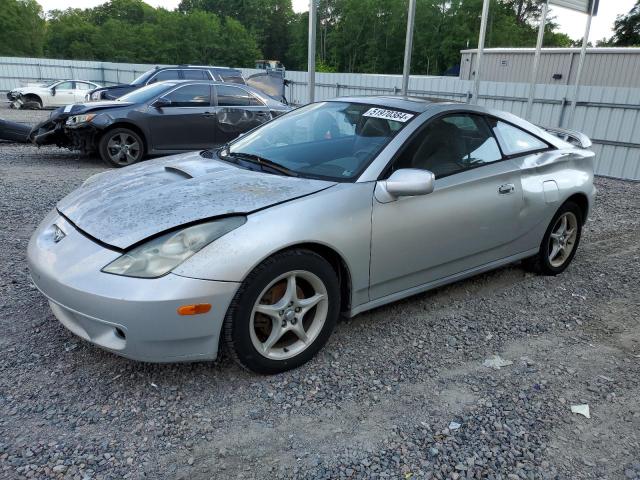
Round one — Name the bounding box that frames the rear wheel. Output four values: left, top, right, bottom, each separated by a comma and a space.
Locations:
223, 249, 340, 374
99, 128, 144, 167
524, 201, 583, 275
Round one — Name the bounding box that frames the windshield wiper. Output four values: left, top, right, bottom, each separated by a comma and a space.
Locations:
228, 152, 298, 177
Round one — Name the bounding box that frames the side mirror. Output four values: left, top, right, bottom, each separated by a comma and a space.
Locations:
50, 87, 56, 96
375, 168, 435, 203
152, 97, 171, 109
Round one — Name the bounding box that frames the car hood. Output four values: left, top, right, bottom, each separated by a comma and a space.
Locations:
57, 151, 336, 249
60, 101, 134, 115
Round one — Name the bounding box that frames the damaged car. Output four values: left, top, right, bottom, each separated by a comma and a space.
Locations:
7, 80, 102, 109
29, 80, 291, 167
28, 97, 595, 373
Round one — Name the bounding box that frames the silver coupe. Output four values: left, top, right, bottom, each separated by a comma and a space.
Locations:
28, 96, 596, 373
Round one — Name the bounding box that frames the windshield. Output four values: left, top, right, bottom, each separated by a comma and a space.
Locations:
227, 102, 414, 181
131, 69, 155, 85
117, 82, 176, 103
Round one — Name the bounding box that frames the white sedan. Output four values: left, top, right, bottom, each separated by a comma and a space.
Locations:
7, 80, 101, 109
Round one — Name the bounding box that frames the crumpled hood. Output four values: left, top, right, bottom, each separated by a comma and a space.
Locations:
61, 101, 133, 115
57, 151, 336, 249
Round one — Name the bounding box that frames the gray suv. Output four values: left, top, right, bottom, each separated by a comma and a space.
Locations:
87, 65, 245, 101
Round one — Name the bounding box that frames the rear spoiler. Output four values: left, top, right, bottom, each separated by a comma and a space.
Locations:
539, 126, 592, 149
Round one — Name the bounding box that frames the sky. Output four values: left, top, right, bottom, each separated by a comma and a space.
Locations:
36, 0, 636, 42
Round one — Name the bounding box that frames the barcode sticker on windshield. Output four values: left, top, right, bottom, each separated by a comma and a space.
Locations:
63, 104, 73, 113
363, 108, 414, 123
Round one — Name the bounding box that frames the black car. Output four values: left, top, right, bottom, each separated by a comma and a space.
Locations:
87, 65, 245, 101
30, 80, 291, 167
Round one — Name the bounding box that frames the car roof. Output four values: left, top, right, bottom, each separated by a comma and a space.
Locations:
328, 95, 460, 113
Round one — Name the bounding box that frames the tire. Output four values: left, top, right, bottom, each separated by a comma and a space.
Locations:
98, 128, 144, 167
523, 201, 583, 275
223, 249, 340, 374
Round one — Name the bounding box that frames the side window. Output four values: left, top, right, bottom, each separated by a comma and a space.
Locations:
490, 120, 548, 156
216, 85, 253, 107
393, 114, 502, 179
148, 70, 180, 84
75, 82, 92, 90
165, 84, 211, 107
182, 69, 208, 80
56, 81, 74, 90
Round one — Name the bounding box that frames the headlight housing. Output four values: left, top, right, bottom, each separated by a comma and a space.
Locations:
91, 91, 102, 101
66, 114, 96, 126
102, 217, 246, 278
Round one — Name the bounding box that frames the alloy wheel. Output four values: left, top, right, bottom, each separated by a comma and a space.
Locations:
548, 211, 578, 268
106, 133, 141, 166
249, 270, 328, 360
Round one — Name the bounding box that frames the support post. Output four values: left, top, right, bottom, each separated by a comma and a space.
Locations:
566, 0, 596, 127
526, 0, 549, 120
472, 0, 491, 104
307, 0, 317, 103
401, 0, 417, 96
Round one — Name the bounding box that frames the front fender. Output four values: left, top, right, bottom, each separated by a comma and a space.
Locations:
173, 182, 375, 309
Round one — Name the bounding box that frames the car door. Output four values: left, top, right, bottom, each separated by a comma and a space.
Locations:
50, 81, 76, 107
212, 84, 272, 144
73, 81, 94, 102
146, 83, 217, 150
369, 113, 524, 300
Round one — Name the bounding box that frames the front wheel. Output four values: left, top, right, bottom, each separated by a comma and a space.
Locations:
99, 128, 144, 167
524, 201, 583, 275
223, 249, 340, 374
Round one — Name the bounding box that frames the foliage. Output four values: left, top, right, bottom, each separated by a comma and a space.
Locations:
611, 0, 640, 46
0, 0, 574, 75
0, 0, 45, 56
286, 0, 572, 74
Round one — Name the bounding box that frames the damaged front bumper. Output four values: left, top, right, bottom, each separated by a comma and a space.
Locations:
30, 114, 97, 153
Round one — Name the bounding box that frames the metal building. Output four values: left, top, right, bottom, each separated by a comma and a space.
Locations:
459, 47, 640, 88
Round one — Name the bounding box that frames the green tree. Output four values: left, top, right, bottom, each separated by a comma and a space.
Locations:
178, 0, 293, 63
0, 0, 45, 56
611, 0, 640, 46
42, 0, 260, 67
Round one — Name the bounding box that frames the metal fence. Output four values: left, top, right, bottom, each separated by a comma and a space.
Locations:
0, 56, 167, 92
1, 57, 639, 180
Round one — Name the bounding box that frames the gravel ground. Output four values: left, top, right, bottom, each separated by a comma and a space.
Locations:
1, 105, 639, 479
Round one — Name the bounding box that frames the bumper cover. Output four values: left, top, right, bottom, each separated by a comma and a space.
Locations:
27, 210, 240, 362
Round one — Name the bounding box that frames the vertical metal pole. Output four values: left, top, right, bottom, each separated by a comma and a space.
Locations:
526, 0, 548, 120
472, 0, 491, 104
401, 0, 417, 96
566, 1, 596, 127
308, 0, 317, 103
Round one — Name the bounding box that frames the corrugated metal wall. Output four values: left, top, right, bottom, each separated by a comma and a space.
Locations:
460, 48, 640, 88
1, 57, 638, 180
0, 56, 168, 92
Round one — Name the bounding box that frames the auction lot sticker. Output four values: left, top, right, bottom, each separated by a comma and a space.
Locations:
363, 108, 414, 123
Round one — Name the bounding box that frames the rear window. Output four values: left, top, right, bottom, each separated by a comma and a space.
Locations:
216, 85, 258, 107
490, 120, 548, 156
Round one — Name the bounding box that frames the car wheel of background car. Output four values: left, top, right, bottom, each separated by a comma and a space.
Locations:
523, 201, 583, 276
223, 249, 340, 374
99, 128, 144, 167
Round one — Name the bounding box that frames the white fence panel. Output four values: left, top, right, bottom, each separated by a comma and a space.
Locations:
1, 57, 639, 180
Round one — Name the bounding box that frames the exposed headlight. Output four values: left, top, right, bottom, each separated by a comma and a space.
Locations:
102, 217, 246, 278
66, 114, 96, 126
91, 91, 102, 101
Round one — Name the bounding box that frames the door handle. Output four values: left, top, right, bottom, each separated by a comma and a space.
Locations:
498, 183, 515, 194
